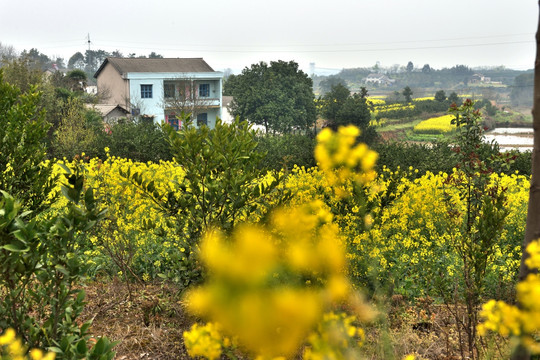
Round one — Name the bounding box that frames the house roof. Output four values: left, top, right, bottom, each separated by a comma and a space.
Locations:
94, 57, 216, 78
86, 103, 129, 117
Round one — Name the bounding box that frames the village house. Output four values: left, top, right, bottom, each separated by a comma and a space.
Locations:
94, 57, 223, 129
85, 103, 130, 123
470, 73, 491, 84
364, 73, 395, 86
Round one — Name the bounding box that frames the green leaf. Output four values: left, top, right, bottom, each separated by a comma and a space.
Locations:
76, 339, 88, 355
80, 321, 92, 335
61, 185, 76, 203
92, 337, 105, 355
84, 188, 95, 208
2, 241, 29, 252
58, 163, 72, 174
55, 265, 69, 276
48, 346, 63, 354
12, 229, 29, 243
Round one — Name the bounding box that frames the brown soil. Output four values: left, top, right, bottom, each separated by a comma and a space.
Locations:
81, 279, 193, 360
80, 281, 510, 360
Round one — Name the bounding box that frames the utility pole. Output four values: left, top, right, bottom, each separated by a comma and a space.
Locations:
87, 33, 92, 51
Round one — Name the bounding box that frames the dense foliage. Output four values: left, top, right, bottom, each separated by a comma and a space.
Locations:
0, 70, 55, 213
255, 133, 316, 171
224, 60, 317, 133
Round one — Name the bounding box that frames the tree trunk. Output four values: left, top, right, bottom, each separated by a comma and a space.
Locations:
511, 3, 540, 359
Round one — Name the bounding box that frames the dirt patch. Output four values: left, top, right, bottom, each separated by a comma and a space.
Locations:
80, 281, 510, 359
81, 279, 193, 360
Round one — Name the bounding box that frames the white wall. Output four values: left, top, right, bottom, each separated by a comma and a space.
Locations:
127, 72, 223, 125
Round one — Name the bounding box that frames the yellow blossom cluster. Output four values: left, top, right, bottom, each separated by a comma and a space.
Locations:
48, 154, 189, 279
479, 238, 540, 353
184, 201, 372, 359
413, 115, 456, 134
183, 323, 229, 360
304, 312, 365, 360
371, 103, 415, 116
314, 126, 378, 198
347, 169, 528, 292
366, 97, 386, 106
0, 329, 55, 360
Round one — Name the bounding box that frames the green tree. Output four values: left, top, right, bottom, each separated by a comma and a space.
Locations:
65, 69, 88, 92
318, 75, 347, 95
435, 90, 447, 102
320, 84, 376, 142
148, 52, 163, 58
20, 48, 52, 70
422, 64, 431, 73
406, 61, 414, 73
321, 83, 350, 124
448, 91, 461, 105
336, 93, 376, 143
442, 99, 508, 359
67, 52, 85, 70
123, 115, 283, 288
402, 86, 413, 102
1, 58, 43, 93
52, 98, 98, 159
450, 64, 473, 77
224, 60, 317, 133
512, 9, 540, 360
336, 94, 371, 128
0, 70, 56, 213
84, 49, 110, 73
358, 86, 369, 99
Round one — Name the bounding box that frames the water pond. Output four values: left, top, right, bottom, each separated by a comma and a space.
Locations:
484, 127, 533, 152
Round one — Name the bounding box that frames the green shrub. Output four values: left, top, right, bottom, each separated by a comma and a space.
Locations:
373, 141, 457, 176
94, 119, 172, 162
0, 70, 56, 214
0, 165, 115, 359
122, 116, 285, 289
255, 133, 316, 171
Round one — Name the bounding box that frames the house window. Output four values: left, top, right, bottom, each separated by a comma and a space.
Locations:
197, 113, 208, 127
164, 83, 175, 98
166, 114, 181, 131
141, 84, 153, 99
199, 83, 210, 97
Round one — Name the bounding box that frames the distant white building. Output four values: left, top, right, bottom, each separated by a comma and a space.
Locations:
365, 73, 395, 86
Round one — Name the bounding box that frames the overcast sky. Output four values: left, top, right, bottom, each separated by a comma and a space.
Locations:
0, 0, 537, 74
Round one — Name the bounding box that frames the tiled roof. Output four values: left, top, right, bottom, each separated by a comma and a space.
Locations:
95, 57, 215, 78
86, 103, 129, 116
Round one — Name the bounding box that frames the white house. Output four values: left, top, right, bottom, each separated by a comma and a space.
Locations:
94, 57, 223, 129
364, 73, 395, 86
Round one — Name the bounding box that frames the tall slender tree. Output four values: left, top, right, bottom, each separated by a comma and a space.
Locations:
512, 3, 540, 360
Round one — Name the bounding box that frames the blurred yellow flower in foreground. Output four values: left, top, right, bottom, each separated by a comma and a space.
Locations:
184, 201, 371, 358
315, 126, 377, 198
0, 329, 56, 360
479, 238, 540, 353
